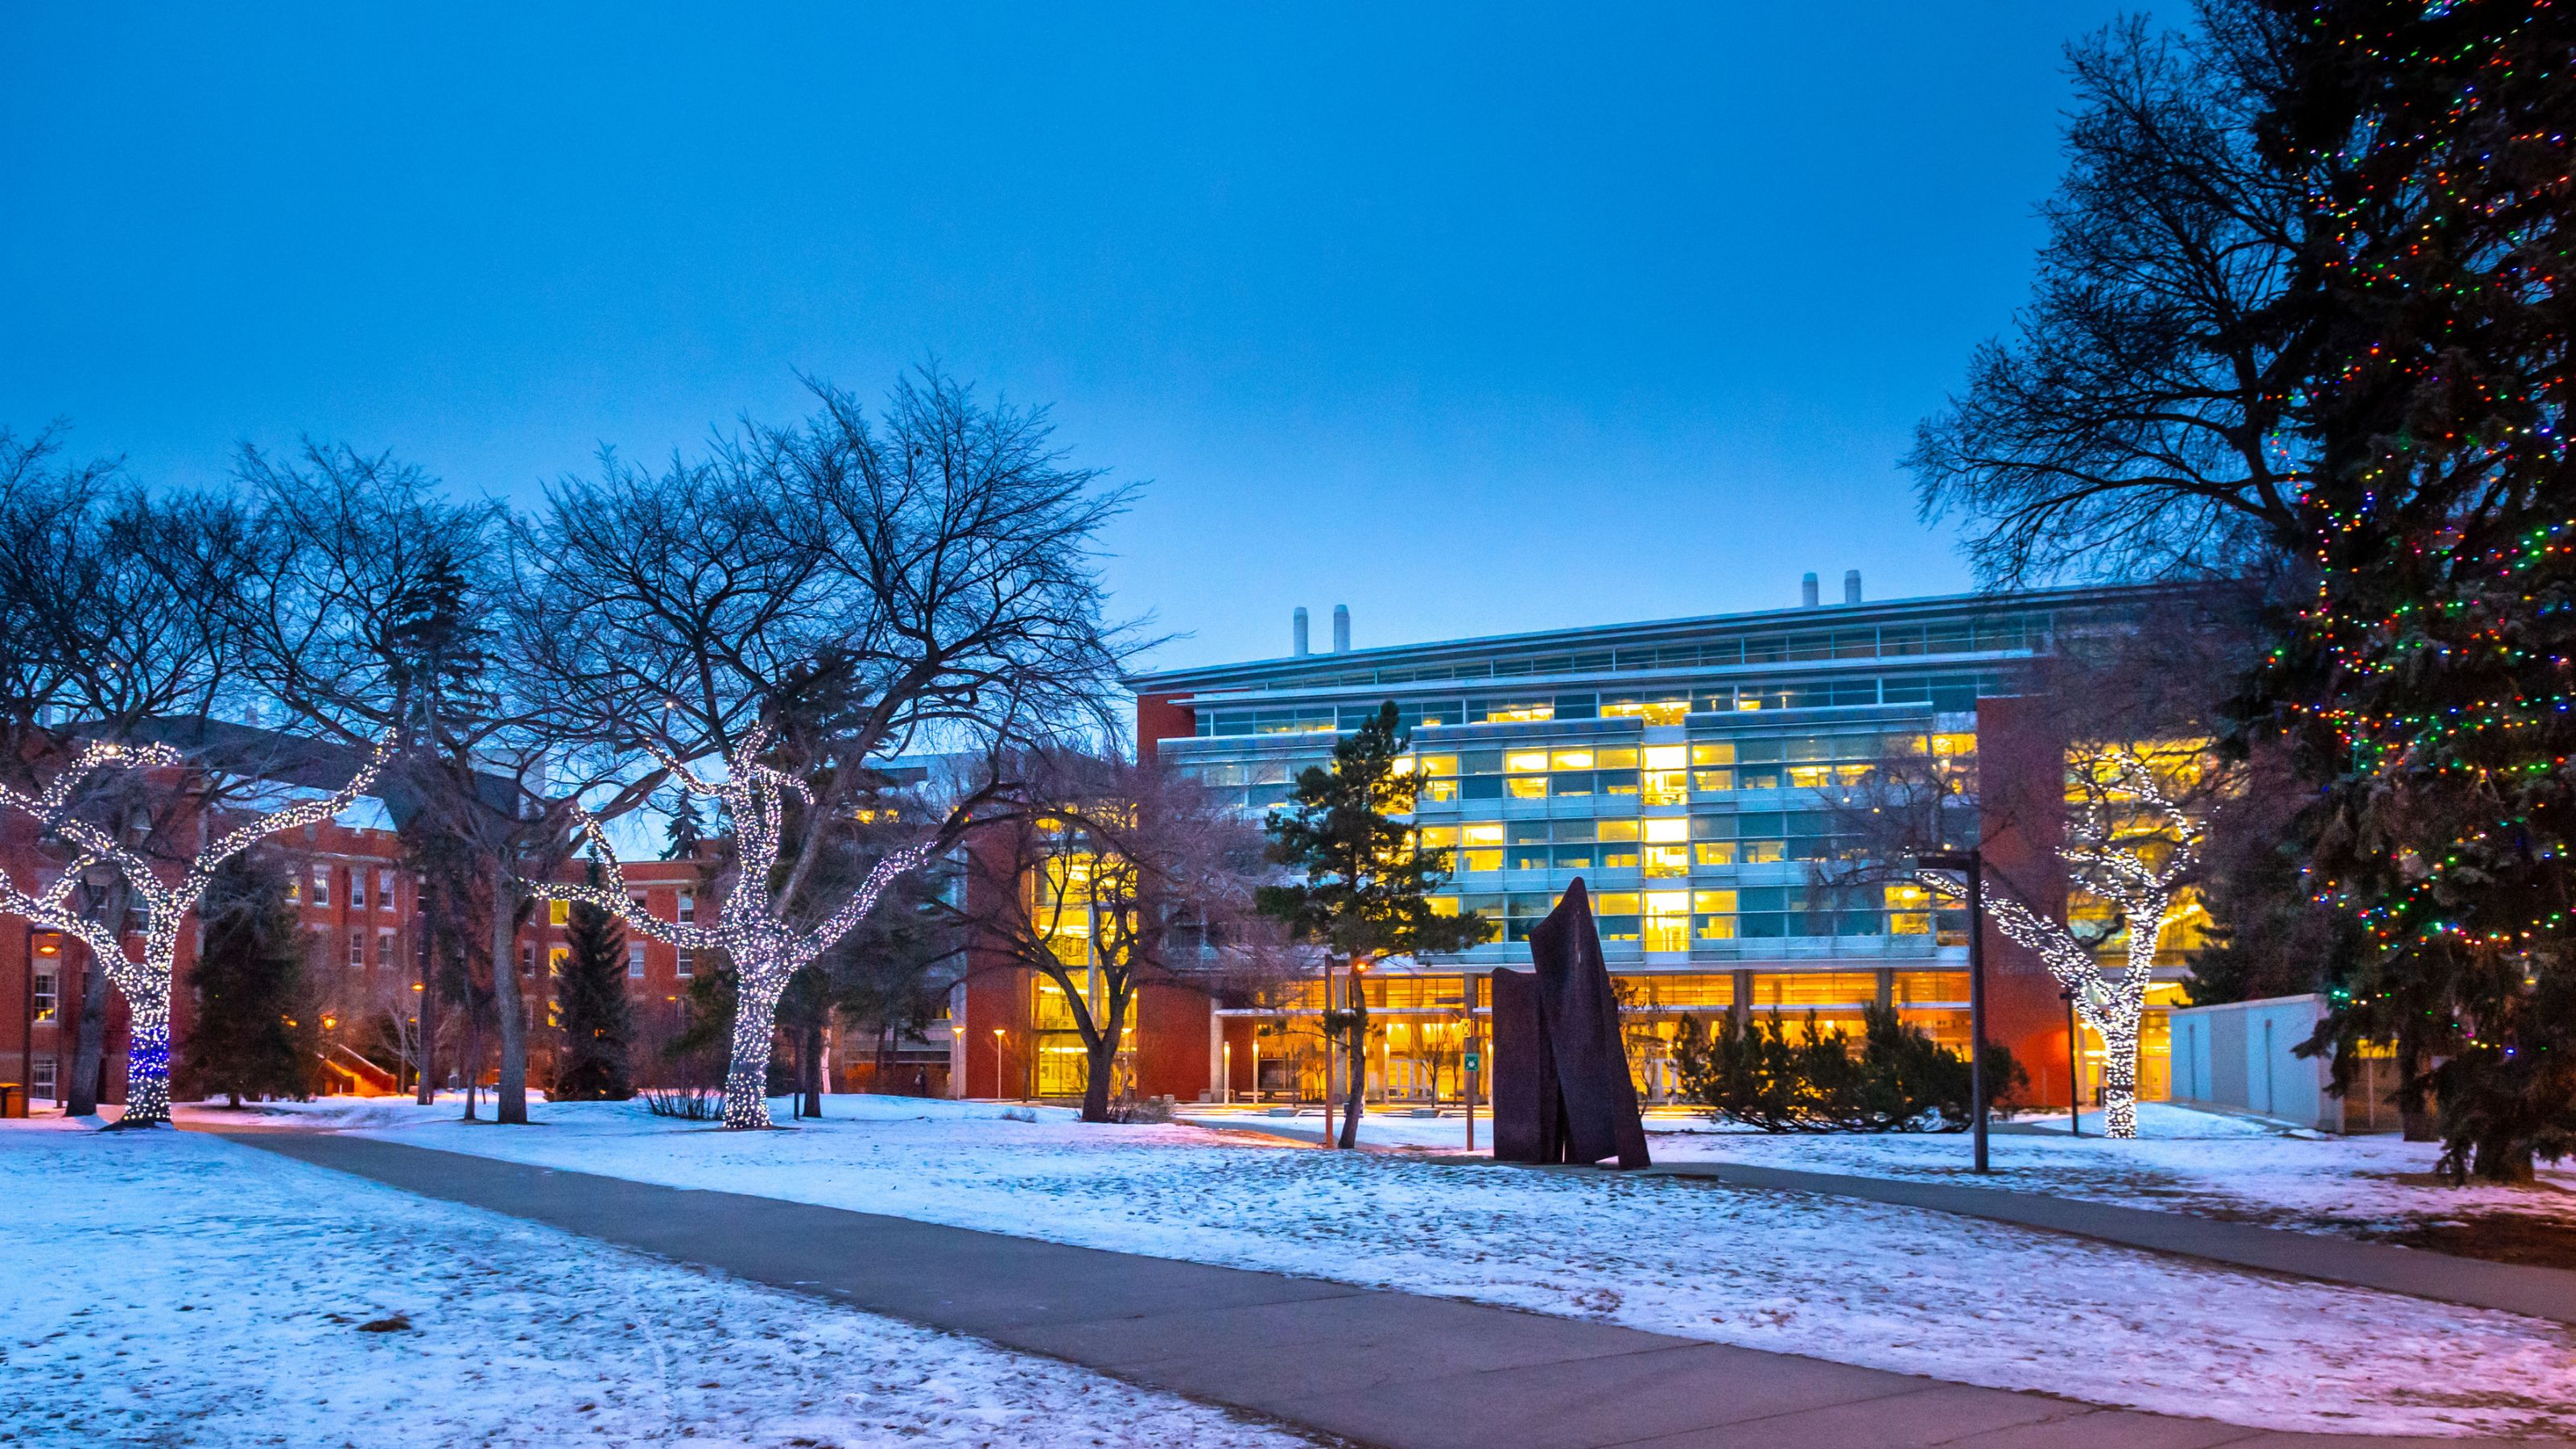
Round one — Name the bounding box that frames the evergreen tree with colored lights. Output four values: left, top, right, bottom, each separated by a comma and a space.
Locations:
2258, 0, 2576, 1180
1260, 703, 1494, 1148
551, 863, 634, 1101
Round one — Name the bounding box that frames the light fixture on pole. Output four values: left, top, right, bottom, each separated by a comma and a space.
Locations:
992, 1026, 1007, 1101
1913, 848, 1990, 1174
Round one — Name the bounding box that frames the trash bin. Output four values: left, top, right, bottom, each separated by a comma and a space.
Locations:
0, 1083, 24, 1119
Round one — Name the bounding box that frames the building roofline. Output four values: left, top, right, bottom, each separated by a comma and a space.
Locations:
1125, 580, 2186, 694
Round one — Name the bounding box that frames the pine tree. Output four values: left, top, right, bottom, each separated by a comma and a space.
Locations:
551, 865, 634, 1101
2260, 1, 2576, 1179
663, 796, 706, 861
1259, 702, 1493, 1147
177, 853, 320, 1107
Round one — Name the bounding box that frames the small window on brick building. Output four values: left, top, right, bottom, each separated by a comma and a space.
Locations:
675, 948, 694, 980
676, 893, 695, 924
349, 932, 365, 970
519, 943, 535, 976
311, 868, 330, 908
627, 943, 646, 979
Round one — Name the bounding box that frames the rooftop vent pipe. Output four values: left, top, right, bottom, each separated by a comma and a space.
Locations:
1844, 569, 1862, 605
1332, 604, 1351, 653
1293, 606, 1310, 656
1801, 572, 1820, 608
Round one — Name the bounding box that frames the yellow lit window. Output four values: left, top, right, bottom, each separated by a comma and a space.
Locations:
1419, 778, 1459, 803
1428, 896, 1460, 916
1737, 697, 1763, 711
1690, 742, 1736, 766
1692, 769, 1733, 792
1550, 749, 1595, 770
1507, 776, 1548, 799
1695, 841, 1737, 866
1693, 890, 1738, 912
1595, 892, 1642, 915
1597, 820, 1640, 842
1932, 733, 1976, 758
1642, 818, 1688, 843
1643, 745, 1687, 770
1642, 845, 1689, 877
1602, 699, 1689, 724
1886, 881, 1930, 910
1505, 749, 1549, 773
1416, 754, 1459, 777
1418, 826, 1461, 851
1642, 772, 1687, 805
1596, 747, 1640, 769
549, 900, 572, 926
1891, 913, 1934, 936
1463, 823, 1505, 847
1695, 914, 1738, 940
1490, 703, 1554, 723
1788, 765, 1835, 789
1462, 849, 1503, 873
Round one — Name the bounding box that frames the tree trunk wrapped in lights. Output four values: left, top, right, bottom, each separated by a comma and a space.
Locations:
529, 727, 931, 1129
0, 739, 387, 1127
1920, 747, 2198, 1138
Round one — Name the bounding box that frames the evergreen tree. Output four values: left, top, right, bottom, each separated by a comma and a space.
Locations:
551, 865, 634, 1100
177, 853, 320, 1106
1259, 702, 1493, 1147
2260, 2, 2576, 1179
662, 795, 706, 861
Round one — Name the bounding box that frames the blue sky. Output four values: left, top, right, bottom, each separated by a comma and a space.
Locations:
2, 2, 2134, 671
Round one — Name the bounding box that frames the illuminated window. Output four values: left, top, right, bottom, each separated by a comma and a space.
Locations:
286, 874, 300, 905
1488, 701, 1554, 723
1643, 845, 1689, 878
1694, 841, 1737, 866
1788, 765, 1835, 789
1595, 748, 1641, 770
1462, 823, 1505, 847
628, 943, 646, 978
311, 869, 330, 908
1642, 745, 1686, 771
1600, 698, 1690, 725
1932, 733, 1976, 758
548, 899, 572, 926
549, 945, 569, 975
1504, 749, 1549, 773
1641, 819, 1687, 844
1507, 775, 1548, 799
1692, 769, 1734, 793
1550, 749, 1595, 770
32, 966, 56, 1022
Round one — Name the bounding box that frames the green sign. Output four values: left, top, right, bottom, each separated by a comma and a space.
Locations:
1463, 1052, 1481, 1071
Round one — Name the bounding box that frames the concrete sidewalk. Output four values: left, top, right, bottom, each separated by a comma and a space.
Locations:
229, 1132, 2558, 1449
1628, 1160, 2576, 1325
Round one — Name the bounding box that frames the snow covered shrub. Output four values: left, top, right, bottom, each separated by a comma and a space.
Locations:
1670, 1005, 2022, 1133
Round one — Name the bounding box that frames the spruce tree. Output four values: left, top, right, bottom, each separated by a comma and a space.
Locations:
177, 853, 320, 1107
551, 865, 634, 1100
2261, 1, 2576, 1179
1259, 702, 1493, 1147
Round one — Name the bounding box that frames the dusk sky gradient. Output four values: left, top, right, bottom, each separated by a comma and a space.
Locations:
2, 2, 2137, 673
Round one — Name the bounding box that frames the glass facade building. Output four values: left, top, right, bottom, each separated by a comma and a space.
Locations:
1126, 582, 2181, 1106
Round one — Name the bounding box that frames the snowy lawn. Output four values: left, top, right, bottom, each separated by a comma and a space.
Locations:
0, 1117, 1315, 1448
276, 1092, 2576, 1439
1185, 1100, 2576, 1260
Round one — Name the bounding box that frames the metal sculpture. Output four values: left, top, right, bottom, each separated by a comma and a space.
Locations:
1489, 877, 1650, 1168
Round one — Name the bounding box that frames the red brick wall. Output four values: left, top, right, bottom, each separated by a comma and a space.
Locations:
1133, 692, 1193, 764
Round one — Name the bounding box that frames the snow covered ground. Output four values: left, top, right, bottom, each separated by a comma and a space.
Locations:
1182, 1100, 2576, 1246
251, 1092, 2576, 1439
0, 1117, 1315, 1448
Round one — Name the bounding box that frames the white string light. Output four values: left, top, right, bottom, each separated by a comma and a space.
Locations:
1920, 749, 2197, 1139
527, 724, 932, 1129
0, 739, 390, 1126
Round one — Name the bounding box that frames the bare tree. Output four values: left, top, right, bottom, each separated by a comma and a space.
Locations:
0, 737, 384, 1125
514, 371, 1137, 1128
226, 444, 653, 1125
948, 748, 1281, 1122
1908, 5, 2315, 587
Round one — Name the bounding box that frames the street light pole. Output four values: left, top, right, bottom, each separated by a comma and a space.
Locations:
2062, 988, 2083, 1137
1916, 848, 1991, 1174
991, 1026, 1006, 1101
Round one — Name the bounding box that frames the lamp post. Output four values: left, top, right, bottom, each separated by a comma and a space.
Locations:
1222, 1040, 1232, 1106
2062, 987, 2083, 1137
991, 1026, 1007, 1101
1914, 848, 1990, 1174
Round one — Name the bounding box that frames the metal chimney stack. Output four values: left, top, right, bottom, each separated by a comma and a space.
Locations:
1844, 569, 1862, 605
1801, 572, 1820, 608
1293, 606, 1310, 656
1331, 604, 1351, 653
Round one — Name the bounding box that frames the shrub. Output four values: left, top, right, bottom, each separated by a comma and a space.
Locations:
1670, 1004, 2025, 1133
